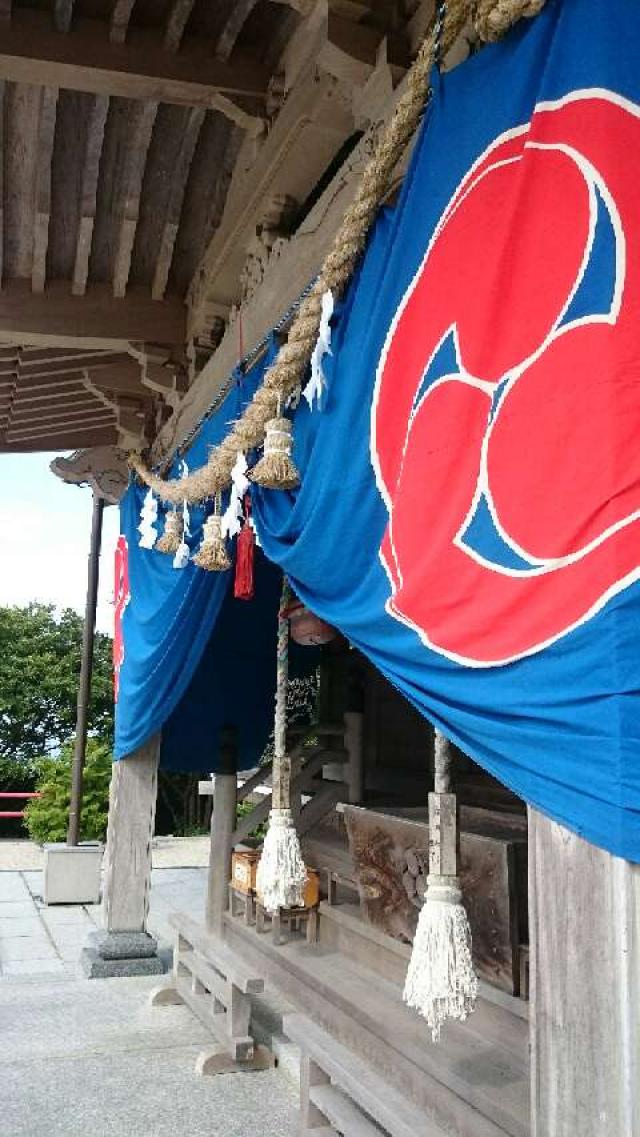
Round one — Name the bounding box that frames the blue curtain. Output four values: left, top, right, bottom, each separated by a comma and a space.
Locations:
118, 0, 640, 860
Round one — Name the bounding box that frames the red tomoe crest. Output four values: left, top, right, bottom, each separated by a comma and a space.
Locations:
372, 90, 640, 667
113, 535, 130, 701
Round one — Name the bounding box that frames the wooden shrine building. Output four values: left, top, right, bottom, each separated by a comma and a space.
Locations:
1, 3, 638, 1137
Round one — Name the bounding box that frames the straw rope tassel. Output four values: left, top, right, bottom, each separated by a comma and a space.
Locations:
403, 730, 477, 1041
155, 508, 183, 555
193, 493, 231, 572
250, 416, 300, 490
256, 579, 307, 912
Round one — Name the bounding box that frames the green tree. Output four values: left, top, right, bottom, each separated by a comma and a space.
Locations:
24, 738, 113, 845
0, 603, 114, 763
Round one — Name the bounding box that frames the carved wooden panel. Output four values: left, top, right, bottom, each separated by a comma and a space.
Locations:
342, 803, 527, 994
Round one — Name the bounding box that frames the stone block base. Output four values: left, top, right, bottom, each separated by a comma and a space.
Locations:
81, 929, 168, 979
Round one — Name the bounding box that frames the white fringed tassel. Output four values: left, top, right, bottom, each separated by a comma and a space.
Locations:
403, 874, 477, 1042
256, 807, 307, 913
403, 730, 477, 1041
256, 578, 307, 914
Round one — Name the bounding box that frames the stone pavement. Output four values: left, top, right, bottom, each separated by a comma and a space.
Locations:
0, 834, 210, 872
0, 863, 208, 978
0, 862, 298, 1137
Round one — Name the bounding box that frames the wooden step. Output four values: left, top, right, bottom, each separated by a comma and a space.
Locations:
169, 911, 264, 994
318, 903, 529, 1021
310, 1085, 386, 1137
224, 914, 529, 1137
288, 1013, 448, 1137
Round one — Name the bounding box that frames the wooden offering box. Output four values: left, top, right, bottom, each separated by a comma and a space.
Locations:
232, 846, 261, 894
233, 844, 320, 909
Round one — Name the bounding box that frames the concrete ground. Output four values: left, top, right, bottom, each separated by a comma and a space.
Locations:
0, 845, 298, 1137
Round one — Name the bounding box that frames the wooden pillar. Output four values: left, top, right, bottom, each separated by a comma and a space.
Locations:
529, 808, 640, 1137
68, 493, 104, 846
344, 710, 364, 803
206, 725, 238, 935
102, 733, 160, 933
206, 773, 237, 934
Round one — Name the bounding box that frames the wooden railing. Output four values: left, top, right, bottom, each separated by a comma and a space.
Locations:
0, 791, 40, 820
232, 722, 349, 844
201, 713, 364, 932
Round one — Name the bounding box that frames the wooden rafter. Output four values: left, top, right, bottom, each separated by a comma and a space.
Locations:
152, 105, 205, 300
32, 86, 59, 293
72, 94, 109, 296
5, 413, 115, 442
0, 12, 269, 126
215, 0, 261, 63
163, 0, 196, 52
113, 100, 158, 298
0, 280, 185, 348
54, 0, 74, 34
109, 0, 136, 45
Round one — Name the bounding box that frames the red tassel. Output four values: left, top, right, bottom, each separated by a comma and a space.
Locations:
234, 506, 255, 601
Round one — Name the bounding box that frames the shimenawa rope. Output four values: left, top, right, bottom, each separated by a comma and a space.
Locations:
130, 0, 546, 504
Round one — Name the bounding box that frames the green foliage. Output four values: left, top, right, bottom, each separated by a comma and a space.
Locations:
236, 799, 267, 840
24, 738, 113, 845
0, 603, 114, 763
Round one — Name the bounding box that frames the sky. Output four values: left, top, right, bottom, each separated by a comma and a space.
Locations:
0, 452, 120, 634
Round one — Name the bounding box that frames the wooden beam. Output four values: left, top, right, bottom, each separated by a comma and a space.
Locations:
72, 95, 110, 296
9, 400, 105, 425
163, 0, 196, 52
152, 105, 204, 300
0, 424, 118, 451
0, 280, 185, 349
19, 350, 128, 375
54, 0, 74, 34
32, 86, 59, 293
0, 12, 270, 121
113, 100, 158, 298
110, 0, 136, 44
214, 0, 261, 63
5, 411, 115, 441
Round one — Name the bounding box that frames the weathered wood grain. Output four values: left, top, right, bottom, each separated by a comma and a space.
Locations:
214, 0, 261, 63
54, 0, 74, 34
112, 99, 158, 297
72, 95, 110, 295
32, 86, 59, 293
529, 809, 640, 1137
0, 280, 185, 348
103, 734, 160, 934
163, 0, 197, 52
109, 0, 136, 44
0, 11, 271, 110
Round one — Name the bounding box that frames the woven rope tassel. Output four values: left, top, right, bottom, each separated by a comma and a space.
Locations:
250, 417, 300, 490
403, 730, 477, 1041
193, 494, 231, 572
256, 578, 307, 912
155, 509, 183, 555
